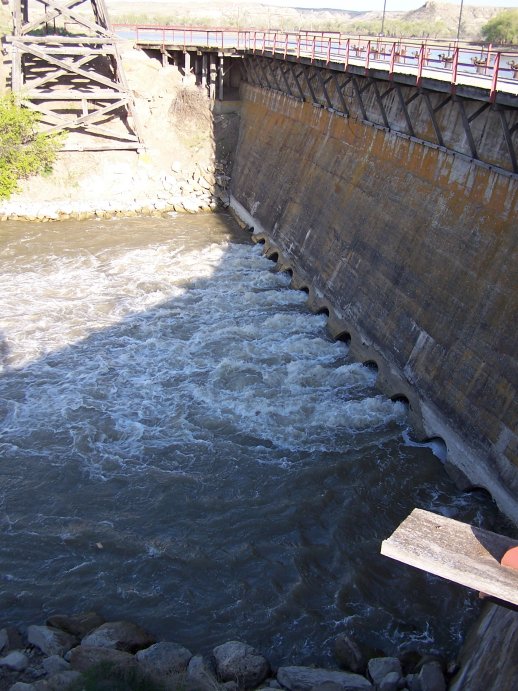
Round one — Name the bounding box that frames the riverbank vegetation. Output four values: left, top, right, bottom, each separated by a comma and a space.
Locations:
0, 94, 63, 200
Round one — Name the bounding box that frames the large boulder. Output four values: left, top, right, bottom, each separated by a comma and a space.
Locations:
277, 666, 372, 691
187, 654, 219, 690
367, 658, 402, 686
27, 625, 77, 657
378, 671, 401, 691
80, 621, 155, 653
0, 650, 29, 671
42, 655, 71, 675
67, 645, 137, 672
46, 612, 104, 638
136, 641, 192, 681
334, 634, 372, 674
419, 661, 446, 691
213, 641, 270, 689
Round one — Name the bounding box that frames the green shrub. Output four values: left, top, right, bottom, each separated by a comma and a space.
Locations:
481, 9, 518, 45
0, 93, 63, 199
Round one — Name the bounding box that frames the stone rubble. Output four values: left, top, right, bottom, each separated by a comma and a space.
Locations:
0, 162, 230, 222
0, 613, 454, 691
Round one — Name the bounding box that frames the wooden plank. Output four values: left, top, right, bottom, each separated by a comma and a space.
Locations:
6, 36, 116, 44
381, 508, 518, 605
15, 47, 116, 56
25, 90, 126, 100
61, 142, 141, 151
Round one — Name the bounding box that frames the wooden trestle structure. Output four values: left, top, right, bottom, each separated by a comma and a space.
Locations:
5, 0, 143, 150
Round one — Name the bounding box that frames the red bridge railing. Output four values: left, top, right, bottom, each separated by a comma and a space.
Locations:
113, 25, 518, 102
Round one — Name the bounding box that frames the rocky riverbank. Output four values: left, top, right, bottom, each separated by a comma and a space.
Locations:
0, 42, 238, 224
0, 613, 452, 691
0, 162, 231, 222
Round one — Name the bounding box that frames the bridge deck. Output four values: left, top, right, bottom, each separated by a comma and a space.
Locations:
381, 508, 518, 605
116, 26, 518, 105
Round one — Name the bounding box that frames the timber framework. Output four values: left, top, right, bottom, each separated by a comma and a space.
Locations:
4, 0, 144, 151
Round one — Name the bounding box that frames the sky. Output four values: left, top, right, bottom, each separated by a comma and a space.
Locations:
265, 0, 517, 11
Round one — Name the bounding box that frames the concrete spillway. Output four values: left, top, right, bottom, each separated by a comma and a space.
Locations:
231, 82, 518, 523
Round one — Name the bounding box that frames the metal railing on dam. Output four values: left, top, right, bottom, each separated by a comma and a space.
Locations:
115, 25, 518, 175
115, 25, 518, 103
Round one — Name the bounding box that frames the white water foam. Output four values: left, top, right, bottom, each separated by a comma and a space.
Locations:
0, 216, 504, 665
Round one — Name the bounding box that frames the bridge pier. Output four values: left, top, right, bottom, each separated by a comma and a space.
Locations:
201, 53, 207, 88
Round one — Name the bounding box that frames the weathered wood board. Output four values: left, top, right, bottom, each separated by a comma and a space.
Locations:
381, 508, 518, 605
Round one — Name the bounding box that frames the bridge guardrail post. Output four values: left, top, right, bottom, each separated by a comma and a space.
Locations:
451, 46, 459, 93
417, 44, 424, 87
490, 51, 501, 103
389, 42, 396, 79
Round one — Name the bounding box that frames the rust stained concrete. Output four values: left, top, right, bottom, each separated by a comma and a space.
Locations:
231, 84, 518, 523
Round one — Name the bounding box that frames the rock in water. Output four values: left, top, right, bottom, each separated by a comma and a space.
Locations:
419, 661, 446, 691
187, 654, 219, 690
67, 645, 137, 672
334, 634, 370, 674
80, 620, 155, 653
136, 641, 193, 681
213, 641, 270, 689
0, 650, 29, 671
46, 612, 105, 638
27, 625, 77, 657
367, 658, 402, 686
277, 666, 372, 691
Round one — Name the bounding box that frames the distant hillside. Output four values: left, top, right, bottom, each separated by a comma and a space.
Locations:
106, 0, 515, 40
0, 1, 514, 41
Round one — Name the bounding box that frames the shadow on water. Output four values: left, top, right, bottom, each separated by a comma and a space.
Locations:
0, 331, 9, 373
0, 212, 515, 666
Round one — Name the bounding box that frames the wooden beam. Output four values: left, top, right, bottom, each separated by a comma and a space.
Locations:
25, 90, 127, 99
6, 36, 117, 44
22, 54, 102, 90
16, 42, 125, 91
22, 0, 112, 37
381, 508, 518, 606
13, 46, 117, 56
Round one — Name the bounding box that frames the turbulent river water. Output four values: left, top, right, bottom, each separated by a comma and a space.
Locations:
0, 212, 508, 665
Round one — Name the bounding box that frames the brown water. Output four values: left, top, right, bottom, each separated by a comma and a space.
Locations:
0, 211, 508, 665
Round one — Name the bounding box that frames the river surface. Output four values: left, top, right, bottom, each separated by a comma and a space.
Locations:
0, 212, 508, 665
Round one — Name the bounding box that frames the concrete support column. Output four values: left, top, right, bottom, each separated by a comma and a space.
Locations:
195, 53, 201, 85
201, 53, 208, 89
209, 53, 217, 100
184, 51, 191, 82
218, 53, 224, 101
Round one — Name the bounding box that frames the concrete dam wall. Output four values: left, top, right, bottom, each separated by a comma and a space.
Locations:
231, 82, 518, 522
